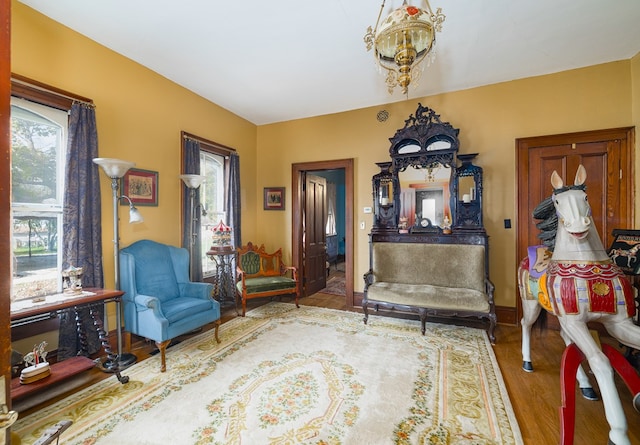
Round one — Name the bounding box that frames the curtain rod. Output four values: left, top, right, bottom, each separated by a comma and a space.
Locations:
182, 132, 236, 154
11, 74, 95, 108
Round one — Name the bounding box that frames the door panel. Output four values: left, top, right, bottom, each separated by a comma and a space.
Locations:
304, 174, 327, 296
516, 128, 634, 325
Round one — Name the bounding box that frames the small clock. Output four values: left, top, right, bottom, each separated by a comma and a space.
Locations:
420, 218, 430, 228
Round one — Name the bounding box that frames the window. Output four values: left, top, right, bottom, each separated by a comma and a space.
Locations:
11, 97, 67, 302
200, 150, 226, 277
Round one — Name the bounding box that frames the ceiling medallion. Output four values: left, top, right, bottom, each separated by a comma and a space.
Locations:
364, 0, 445, 96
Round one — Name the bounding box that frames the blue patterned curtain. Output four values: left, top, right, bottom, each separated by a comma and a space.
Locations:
58, 102, 104, 359
182, 138, 203, 281
226, 152, 241, 248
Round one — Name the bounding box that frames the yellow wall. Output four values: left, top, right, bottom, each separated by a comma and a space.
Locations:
12, 1, 259, 291
258, 61, 636, 309
11, 1, 639, 318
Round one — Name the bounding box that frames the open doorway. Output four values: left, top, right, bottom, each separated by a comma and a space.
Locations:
292, 159, 354, 309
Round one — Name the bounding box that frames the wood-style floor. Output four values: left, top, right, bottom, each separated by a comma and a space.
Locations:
14, 292, 640, 445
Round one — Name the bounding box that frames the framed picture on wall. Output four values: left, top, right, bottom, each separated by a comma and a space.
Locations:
121, 168, 159, 206
608, 229, 640, 275
264, 187, 285, 210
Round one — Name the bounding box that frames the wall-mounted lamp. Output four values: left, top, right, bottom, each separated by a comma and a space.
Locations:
93, 157, 141, 375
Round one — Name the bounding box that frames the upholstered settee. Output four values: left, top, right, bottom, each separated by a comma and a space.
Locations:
235, 242, 300, 316
363, 235, 496, 343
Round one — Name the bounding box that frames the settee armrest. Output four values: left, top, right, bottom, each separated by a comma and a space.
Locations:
363, 269, 374, 292
282, 265, 298, 281
179, 282, 214, 300
236, 266, 246, 290
485, 278, 496, 304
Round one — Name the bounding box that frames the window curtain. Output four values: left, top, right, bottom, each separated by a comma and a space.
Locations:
226, 152, 241, 248
58, 102, 104, 360
182, 138, 204, 281
326, 181, 337, 236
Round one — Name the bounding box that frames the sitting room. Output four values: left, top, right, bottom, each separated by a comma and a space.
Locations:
2, 1, 640, 444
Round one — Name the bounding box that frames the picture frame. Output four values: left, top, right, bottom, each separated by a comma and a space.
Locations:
607, 229, 640, 275
121, 168, 158, 206
264, 187, 285, 210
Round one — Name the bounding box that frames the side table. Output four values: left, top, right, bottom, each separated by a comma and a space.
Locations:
207, 246, 238, 312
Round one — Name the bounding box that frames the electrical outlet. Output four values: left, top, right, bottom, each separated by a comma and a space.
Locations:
363, 207, 372, 214
504, 219, 511, 229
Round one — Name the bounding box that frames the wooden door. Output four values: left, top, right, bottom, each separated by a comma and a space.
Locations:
1, 0, 14, 440
304, 174, 327, 296
516, 127, 634, 325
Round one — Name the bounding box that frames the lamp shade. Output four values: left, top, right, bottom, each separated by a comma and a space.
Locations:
93, 158, 135, 179
180, 174, 206, 189
128, 206, 144, 224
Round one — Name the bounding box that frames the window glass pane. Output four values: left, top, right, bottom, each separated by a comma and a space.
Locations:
11, 98, 67, 302
12, 215, 61, 300
200, 151, 225, 276
11, 103, 64, 205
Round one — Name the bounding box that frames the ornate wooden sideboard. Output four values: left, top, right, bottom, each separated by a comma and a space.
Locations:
365, 104, 496, 339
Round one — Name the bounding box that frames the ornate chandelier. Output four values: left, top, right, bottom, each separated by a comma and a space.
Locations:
364, 0, 445, 95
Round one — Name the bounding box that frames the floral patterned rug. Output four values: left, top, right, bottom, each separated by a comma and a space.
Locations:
14, 303, 523, 444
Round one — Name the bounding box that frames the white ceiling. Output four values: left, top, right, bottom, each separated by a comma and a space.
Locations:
19, 0, 640, 125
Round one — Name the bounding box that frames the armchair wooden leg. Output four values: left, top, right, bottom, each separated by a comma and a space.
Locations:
214, 319, 221, 343
156, 340, 171, 373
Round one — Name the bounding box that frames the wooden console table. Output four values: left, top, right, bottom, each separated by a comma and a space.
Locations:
10, 288, 127, 401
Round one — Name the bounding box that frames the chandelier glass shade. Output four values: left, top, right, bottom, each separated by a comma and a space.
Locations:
365, 0, 445, 95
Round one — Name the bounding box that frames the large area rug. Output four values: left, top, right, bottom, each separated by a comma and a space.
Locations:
14, 303, 522, 444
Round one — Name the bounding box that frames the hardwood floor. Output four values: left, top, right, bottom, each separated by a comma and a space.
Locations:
14, 294, 640, 444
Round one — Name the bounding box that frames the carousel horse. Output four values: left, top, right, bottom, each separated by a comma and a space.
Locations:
518, 165, 640, 445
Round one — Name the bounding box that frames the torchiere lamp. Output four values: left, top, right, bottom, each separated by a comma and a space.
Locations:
93, 157, 143, 372
180, 174, 206, 281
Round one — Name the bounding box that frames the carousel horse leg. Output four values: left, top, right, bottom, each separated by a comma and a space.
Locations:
520, 298, 541, 372
560, 319, 630, 445
601, 344, 640, 413
560, 328, 599, 400
559, 343, 584, 445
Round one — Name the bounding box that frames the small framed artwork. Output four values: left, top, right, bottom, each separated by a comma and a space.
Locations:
264, 187, 285, 210
608, 229, 640, 275
121, 168, 159, 206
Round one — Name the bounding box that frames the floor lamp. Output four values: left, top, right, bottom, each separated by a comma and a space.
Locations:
180, 174, 206, 281
94, 157, 143, 371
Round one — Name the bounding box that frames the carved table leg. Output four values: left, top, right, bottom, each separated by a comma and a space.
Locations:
90, 304, 129, 384
74, 306, 89, 357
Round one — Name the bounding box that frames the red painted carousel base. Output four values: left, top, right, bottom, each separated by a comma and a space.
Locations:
559, 343, 640, 444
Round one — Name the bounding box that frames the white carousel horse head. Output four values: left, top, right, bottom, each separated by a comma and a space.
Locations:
549, 165, 609, 262
519, 165, 640, 445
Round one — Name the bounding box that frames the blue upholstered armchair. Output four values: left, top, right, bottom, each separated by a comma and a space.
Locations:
120, 240, 221, 372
